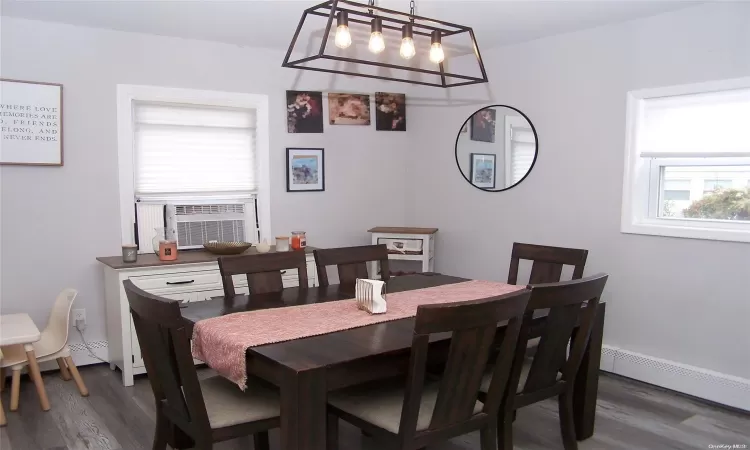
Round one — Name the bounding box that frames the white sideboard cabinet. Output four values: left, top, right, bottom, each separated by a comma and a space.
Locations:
97, 248, 317, 386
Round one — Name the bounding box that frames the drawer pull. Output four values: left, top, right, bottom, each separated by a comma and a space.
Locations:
280, 270, 287, 275
166, 280, 195, 285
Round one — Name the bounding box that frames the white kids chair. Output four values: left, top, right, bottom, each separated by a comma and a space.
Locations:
0, 289, 89, 411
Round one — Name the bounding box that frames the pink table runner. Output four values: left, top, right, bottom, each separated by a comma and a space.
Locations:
192, 280, 523, 389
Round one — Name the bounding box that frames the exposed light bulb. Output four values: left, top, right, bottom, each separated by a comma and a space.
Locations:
429, 31, 444, 64
400, 24, 415, 59
334, 12, 351, 49
429, 42, 444, 63
400, 37, 416, 59
369, 32, 385, 53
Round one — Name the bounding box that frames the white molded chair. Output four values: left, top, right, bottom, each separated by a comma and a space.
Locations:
0, 289, 89, 411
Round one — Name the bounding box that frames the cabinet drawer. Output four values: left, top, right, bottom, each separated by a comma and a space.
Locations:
129, 270, 222, 293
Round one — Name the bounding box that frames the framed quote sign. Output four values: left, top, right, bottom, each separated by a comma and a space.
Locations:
0, 79, 63, 166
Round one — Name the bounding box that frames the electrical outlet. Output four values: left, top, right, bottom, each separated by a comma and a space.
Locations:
73, 308, 86, 324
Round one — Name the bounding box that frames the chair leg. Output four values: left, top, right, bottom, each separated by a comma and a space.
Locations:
25, 347, 51, 411
0, 398, 6, 427
9, 370, 21, 412
0, 367, 5, 392
480, 423, 497, 450
497, 408, 514, 450
152, 410, 169, 450
57, 358, 72, 381
253, 431, 270, 450
326, 414, 339, 450
558, 393, 578, 450
64, 356, 89, 397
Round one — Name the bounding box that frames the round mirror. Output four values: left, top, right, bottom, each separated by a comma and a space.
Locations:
455, 105, 538, 191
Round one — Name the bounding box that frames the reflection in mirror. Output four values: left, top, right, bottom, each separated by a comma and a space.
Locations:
455, 106, 538, 191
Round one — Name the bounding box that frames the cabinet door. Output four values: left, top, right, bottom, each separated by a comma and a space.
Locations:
130, 291, 189, 368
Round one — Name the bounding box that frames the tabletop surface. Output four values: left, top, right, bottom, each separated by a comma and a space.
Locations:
181, 274, 514, 371
0, 313, 41, 346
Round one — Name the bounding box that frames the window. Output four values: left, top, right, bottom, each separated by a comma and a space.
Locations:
621, 77, 750, 242
117, 85, 270, 249
505, 117, 536, 185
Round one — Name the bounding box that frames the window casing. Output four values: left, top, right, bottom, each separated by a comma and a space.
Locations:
621, 77, 750, 243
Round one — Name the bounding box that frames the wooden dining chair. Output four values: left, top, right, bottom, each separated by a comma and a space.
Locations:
313, 244, 390, 286
507, 242, 589, 285
479, 273, 609, 450
218, 251, 308, 297
123, 280, 280, 450
326, 288, 532, 450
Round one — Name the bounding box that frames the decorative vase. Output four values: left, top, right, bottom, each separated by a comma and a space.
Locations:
256, 239, 271, 253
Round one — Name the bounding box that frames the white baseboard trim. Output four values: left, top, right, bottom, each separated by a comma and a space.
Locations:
69, 341, 110, 367
601, 345, 750, 412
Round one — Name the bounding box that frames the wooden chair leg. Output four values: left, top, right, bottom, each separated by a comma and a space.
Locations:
0, 399, 6, 427
558, 393, 578, 450
0, 367, 5, 393
497, 408, 514, 450
253, 431, 270, 450
9, 370, 21, 412
63, 356, 89, 397
24, 347, 51, 411
152, 410, 170, 450
57, 358, 72, 381
326, 414, 339, 450
480, 423, 497, 450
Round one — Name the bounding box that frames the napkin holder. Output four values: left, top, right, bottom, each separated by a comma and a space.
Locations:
355, 278, 387, 314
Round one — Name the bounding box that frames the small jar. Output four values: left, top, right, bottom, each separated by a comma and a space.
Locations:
122, 245, 138, 263
291, 231, 307, 251
158, 240, 178, 261
276, 236, 290, 252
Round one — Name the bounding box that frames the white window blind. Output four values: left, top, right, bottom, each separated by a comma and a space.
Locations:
639, 88, 750, 157
134, 102, 257, 199
510, 127, 536, 184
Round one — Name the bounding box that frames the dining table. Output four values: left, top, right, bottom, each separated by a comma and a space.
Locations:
180, 273, 606, 450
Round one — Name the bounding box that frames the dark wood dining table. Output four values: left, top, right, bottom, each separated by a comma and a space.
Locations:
181, 274, 606, 450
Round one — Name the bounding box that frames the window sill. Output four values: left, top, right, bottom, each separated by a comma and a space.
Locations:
621, 220, 750, 243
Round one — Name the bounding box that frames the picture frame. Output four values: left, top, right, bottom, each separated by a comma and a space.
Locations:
470, 108, 496, 143
470, 153, 496, 189
286, 91, 324, 133
286, 148, 325, 192
328, 93, 371, 125
0, 78, 63, 166
375, 92, 406, 131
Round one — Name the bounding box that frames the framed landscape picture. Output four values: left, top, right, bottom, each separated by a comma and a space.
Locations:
328, 93, 371, 125
286, 148, 325, 192
0, 79, 63, 166
470, 108, 496, 143
470, 153, 496, 189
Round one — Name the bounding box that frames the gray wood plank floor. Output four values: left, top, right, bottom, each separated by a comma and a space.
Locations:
1, 365, 748, 449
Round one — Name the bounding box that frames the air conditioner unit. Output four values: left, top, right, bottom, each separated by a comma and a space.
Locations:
165, 204, 249, 250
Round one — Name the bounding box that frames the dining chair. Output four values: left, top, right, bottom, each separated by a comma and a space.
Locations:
325, 288, 532, 450
479, 273, 609, 450
218, 251, 308, 296
507, 242, 589, 285
123, 280, 280, 450
313, 244, 390, 286
1, 288, 89, 410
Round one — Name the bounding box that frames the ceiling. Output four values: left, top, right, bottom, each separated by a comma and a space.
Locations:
1, 0, 701, 51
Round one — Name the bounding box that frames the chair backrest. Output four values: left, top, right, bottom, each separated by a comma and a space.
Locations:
397, 289, 531, 443
123, 280, 211, 435
38, 289, 78, 354
313, 245, 390, 287
513, 273, 608, 399
218, 251, 308, 296
507, 242, 588, 285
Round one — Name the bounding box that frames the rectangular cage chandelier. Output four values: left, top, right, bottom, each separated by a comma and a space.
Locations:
282, 0, 489, 88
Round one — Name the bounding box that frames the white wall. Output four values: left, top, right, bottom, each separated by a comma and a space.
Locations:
406, 2, 750, 380
0, 17, 411, 348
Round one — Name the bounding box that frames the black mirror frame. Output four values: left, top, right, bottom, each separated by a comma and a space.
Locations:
455, 104, 539, 192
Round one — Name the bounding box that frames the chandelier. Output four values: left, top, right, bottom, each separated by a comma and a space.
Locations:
282, 0, 488, 88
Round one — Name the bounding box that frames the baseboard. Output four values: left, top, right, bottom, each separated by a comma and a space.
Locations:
601, 345, 750, 412
32, 340, 110, 373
